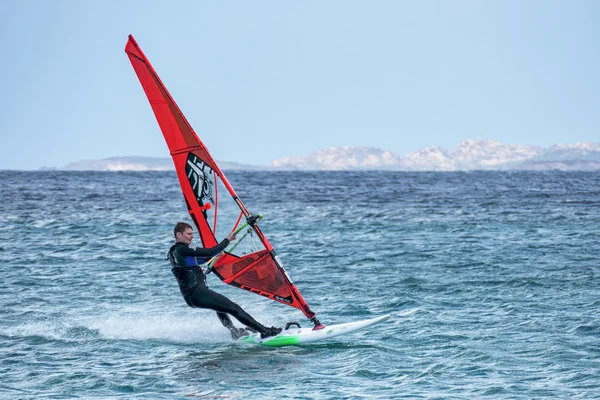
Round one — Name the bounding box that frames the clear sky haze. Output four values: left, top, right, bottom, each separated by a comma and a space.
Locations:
1, 0, 599, 169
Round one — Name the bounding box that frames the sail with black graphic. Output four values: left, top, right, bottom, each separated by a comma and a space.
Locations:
125, 35, 321, 327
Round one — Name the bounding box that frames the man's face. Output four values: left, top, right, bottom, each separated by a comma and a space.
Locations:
177, 228, 194, 245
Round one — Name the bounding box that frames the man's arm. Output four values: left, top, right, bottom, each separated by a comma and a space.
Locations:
177, 238, 230, 258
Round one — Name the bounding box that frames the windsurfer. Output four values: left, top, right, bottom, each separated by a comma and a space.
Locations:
168, 222, 282, 339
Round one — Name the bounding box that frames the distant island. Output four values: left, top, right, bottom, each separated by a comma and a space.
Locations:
62, 156, 267, 171
62, 140, 600, 171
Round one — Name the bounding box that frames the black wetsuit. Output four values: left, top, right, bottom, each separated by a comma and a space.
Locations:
167, 240, 267, 335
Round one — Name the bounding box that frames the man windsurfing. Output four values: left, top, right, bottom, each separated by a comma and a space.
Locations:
168, 222, 282, 339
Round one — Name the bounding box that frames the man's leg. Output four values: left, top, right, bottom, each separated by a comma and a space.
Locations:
216, 312, 234, 329
216, 312, 251, 339
189, 284, 279, 337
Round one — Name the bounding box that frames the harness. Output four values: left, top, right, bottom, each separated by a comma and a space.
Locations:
168, 244, 207, 297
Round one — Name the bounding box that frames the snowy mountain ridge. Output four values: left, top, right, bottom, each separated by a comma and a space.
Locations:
272, 139, 600, 171
62, 140, 600, 171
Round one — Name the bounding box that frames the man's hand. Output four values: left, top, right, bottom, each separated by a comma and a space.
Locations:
226, 232, 237, 242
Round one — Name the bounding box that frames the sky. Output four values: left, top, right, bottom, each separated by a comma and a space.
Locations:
1, 0, 599, 170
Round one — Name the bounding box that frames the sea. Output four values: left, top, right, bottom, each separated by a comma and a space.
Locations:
0, 170, 599, 399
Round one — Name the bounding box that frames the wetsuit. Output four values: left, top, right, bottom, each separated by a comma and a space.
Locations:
167, 240, 269, 337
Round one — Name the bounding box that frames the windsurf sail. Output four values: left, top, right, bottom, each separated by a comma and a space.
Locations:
125, 35, 320, 327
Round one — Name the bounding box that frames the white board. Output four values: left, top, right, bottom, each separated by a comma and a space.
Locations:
239, 314, 391, 347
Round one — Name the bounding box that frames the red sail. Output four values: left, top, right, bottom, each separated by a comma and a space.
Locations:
125, 35, 317, 322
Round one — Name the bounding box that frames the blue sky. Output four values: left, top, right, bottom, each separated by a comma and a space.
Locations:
1, 0, 599, 169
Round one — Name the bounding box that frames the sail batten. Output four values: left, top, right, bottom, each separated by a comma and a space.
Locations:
125, 34, 318, 323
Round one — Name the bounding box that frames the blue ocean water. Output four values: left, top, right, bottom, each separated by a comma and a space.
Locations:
0, 170, 599, 399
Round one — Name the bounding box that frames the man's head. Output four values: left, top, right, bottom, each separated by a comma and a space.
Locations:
174, 222, 194, 244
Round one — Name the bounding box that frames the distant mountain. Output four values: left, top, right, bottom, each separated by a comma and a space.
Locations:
272, 140, 600, 171
63, 156, 267, 171
534, 142, 600, 162
271, 146, 402, 170
394, 140, 546, 171
64, 157, 174, 171
61, 140, 600, 171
